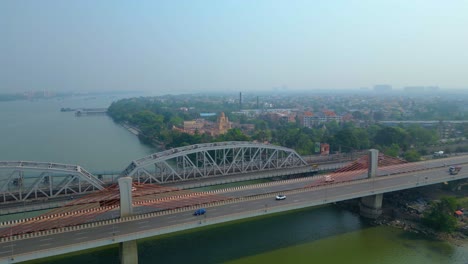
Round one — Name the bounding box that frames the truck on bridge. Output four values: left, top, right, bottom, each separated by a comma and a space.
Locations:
449, 166, 462, 175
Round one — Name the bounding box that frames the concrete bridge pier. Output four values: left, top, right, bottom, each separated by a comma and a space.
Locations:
118, 177, 138, 264
360, 194, 383, 219
120, 240, 138, 264
359, 149, 383, 219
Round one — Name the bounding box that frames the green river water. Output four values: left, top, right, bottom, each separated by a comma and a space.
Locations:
26, 206, 468, 264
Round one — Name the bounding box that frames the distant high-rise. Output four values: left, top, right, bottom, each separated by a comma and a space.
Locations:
239, 92, 242, 110
373, 84, 392, 92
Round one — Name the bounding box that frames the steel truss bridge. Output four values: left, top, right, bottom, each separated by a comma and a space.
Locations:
0, 142, 307, 203
120, 141, 307, 184
0, 161, 104, 203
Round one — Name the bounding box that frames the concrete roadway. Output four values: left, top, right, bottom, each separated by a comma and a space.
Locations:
1, 155, 468, 263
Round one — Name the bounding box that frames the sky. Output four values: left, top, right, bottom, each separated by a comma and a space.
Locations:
1, 1, 468, 94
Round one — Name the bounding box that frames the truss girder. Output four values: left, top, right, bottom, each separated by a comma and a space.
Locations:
122, 141, 307, 183
0, 161, 104, 202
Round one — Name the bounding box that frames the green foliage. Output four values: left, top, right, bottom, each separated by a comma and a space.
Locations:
374, 126, 408, 149
217, 128, 250, 142
381, 144, 400, 157
252, 129, 271, 142
423, 197, 459, 233
403, 149, 421, 162
406, 125, 439, 146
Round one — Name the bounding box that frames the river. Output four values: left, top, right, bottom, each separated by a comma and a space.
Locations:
0, 96, 467, 264
0, 94, 155, 173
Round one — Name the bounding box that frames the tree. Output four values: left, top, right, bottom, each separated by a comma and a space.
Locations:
295, 134, 314, 155
374, 126, 409, 149
252, 129, 271, 142
403, 149, 421, 162
218, 128, 250, 142
423, 197, 458, 233
381, 143, 400, 157
406, 125, 438, 147
332, 127, 358, 152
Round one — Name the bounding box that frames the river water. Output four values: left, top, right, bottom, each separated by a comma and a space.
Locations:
0, 96, 467, 264
0, 94, 155, 173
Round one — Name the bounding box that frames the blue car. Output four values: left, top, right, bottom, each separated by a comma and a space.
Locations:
193, 208, 206, 216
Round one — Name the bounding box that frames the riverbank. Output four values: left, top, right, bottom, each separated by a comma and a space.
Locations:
339, 183, 468, 245
121, 122, 141, 136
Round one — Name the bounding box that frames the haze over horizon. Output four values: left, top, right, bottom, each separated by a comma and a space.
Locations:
1, 1, 468, 94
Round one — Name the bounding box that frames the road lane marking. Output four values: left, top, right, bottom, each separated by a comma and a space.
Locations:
75, 237, 88, 240
166, 215, 177, 219
137, 220, 149, 224
0, 250, 12, 254
39, 238, 54, 242
138, 225, 151, 229
39, 243, 52, 247
1, 244, 15, 249
75, 232, 88, 235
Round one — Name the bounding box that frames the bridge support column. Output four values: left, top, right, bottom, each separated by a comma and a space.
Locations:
119, 240, 138, 264
360, 194, 383, 219
367, 149, 378, 178
118, 177, 138, 264
118, 177, 133, 217
360, 149, 383, 219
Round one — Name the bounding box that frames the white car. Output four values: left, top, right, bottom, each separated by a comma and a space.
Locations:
276, 194, 286, 200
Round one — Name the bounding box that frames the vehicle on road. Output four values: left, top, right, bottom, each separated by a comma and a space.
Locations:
325, 175, 334, 182
275, 194, 286, 200
449, 166, 462, 175
193, 208, 206, 216
433, 151, 448, 158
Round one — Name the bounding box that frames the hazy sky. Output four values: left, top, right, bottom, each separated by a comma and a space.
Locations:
1, 1, 468, 94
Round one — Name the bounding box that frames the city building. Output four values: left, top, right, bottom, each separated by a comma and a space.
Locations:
173, 112, 231, 136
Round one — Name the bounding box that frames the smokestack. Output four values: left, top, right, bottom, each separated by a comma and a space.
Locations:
239, 92, 242, 110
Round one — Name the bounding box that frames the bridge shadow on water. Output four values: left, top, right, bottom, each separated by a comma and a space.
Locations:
23, 205, 366, 264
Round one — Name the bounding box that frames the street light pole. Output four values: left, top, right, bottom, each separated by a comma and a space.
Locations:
10, 227, 14, 261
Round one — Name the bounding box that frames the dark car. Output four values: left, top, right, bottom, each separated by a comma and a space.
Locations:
193, 208, 206, 216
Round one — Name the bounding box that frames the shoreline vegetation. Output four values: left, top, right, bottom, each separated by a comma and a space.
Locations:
338, 185, 468, 245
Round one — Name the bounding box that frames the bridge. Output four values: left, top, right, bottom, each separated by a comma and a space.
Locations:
0, 143, 467, 263
0, 142, 309, 204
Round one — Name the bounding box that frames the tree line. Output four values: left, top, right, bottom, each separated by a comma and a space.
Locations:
108, 97, 440, 160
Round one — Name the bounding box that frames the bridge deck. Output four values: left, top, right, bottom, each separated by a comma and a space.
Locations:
1, 155, 467, 263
